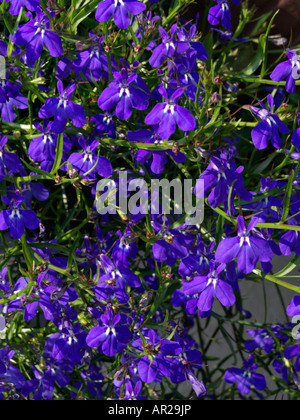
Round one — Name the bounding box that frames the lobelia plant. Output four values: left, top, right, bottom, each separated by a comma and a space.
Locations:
0, 0, 300, 402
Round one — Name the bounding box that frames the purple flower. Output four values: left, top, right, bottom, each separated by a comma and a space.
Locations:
86, 305, 131, 357
0, 195, 40, 239
182, 261, 236, 312
176, 24, 208, 61
208, 0, 232, 30
224, 355, 267, 395
38, 81, 86, 133
149, 25, 188, 68
0, 135, 23, 180
128, 126, 186, 174
215, 216, 273, 274
73, 33, 108, 82
12, 9, 63, 66
270, 49, 300, 94
145, 87, 196, 139
93, 254, 141, 304
95, 0, 146, 30
195, 149, 252, 212
279, 219, 300, 256
67, 136, 113, 179
97, 68, 149, 120
28, 120, 72, 172
131, 329, 182, 383
44, 323, 88, 363
0, 80, 28, 123
91, 112, 116, 139
6, 0, 39, 15
251, 94, 289, 150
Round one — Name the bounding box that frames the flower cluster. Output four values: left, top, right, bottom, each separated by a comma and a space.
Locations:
0, 0, 299, 402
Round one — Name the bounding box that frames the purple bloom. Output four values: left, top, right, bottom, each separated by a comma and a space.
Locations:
208, 0, 232, 30
0, 195, 40, 239
91, 112, 116, 139
28, 121, 72, 172
195, 149, 252, 212
251, 94, 289, 150
128, 126, 186, 174
0, 135, 23, 180
149, 24, 188, 68
224, 355, 267, 395
73, 33, 108, 82
279, 219, 300, 256
95, 0, 146, 30
215, 216, 273, 274
97, 68, 149, 120
270, 49, 300, 94
182, 261, 236, 312
67, 136, 113, 179
93, 254, 141, 304
38, 81, 86, 133
12, 9, 63, 66
145, 87, 196, 139
131, 329, 182, 383
86, 305, 131, 357
0, 80, 28, 123
6, 0, 39, 15
44, 323, 88, 364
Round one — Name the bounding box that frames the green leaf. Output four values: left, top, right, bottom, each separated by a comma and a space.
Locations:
280, 169, 295, 223
51, 133, 64, 175
240, 34, 264, 76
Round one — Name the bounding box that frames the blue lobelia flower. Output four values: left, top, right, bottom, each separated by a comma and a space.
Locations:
176, 24, 208, 61
93, 253, 141, 304
208, 0, 233, 31
95, 0, 146, 30
194, 148, 252, 213
91, 112, 116, 139
67, 135, 113, 179
73, 33, 109, 83
28, 120, 72, 172
0, 195, 40, 239
5, 0, 40, 15
215, 215, 273, 274
144, 87, 196, 139
97, 67, 150, 120
131, 329, 182, 383
45, 322, 88, 364
270, 49, 300, 94
86, 304, 131, 357
128, 125, 186, 174
250, 94, 289, 150
224, 355, 267, 395
0, 80, 28, 123
38, 80, 86, 134
181, 260, 236, 313
12, 9, 63, 67
149, 24, 189, 68
0, 135, 23, 180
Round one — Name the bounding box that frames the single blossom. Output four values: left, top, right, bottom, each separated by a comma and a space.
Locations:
270, 49, 300, 94
224, 355, 267, 396
250, 94, 289, 150
0, 195, 40, 239
38, 80, 86, 133
12, 9, 63, 66
145, 87, 196, 139
95, 0, 146, 30
215, 215, 273, 274
97, 68, 150, 120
